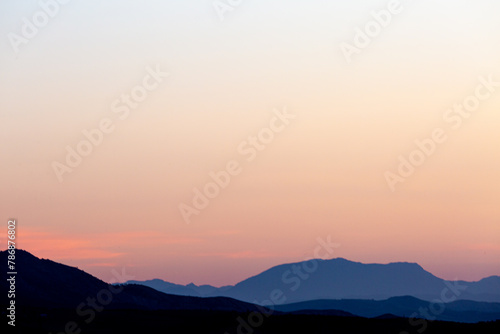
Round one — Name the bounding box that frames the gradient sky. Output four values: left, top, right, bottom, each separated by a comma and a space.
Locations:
1, 0, 499, 286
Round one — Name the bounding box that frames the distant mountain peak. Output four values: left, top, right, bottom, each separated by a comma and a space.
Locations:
150, 278, 166, 283
328, 257, 355, 263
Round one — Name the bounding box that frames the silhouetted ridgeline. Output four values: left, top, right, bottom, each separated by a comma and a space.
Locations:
128, 258, 500, 304
1, 250, 499, 334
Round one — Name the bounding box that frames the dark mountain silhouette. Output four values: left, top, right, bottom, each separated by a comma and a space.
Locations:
13, 308, 500, 334
275, 296, 500, 323
128, 258, 500, 304
3, 250, 500, 333
0, 250, 266, 313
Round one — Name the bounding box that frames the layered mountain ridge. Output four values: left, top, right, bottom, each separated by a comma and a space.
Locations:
127, 257, 500, 304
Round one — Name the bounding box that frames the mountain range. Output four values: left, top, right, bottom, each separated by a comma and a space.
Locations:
126, 258, 500, 304
2, 250, 499, 326
275, 296, 500, 323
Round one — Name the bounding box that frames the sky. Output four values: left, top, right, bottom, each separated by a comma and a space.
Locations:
1, 0, 499, 286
